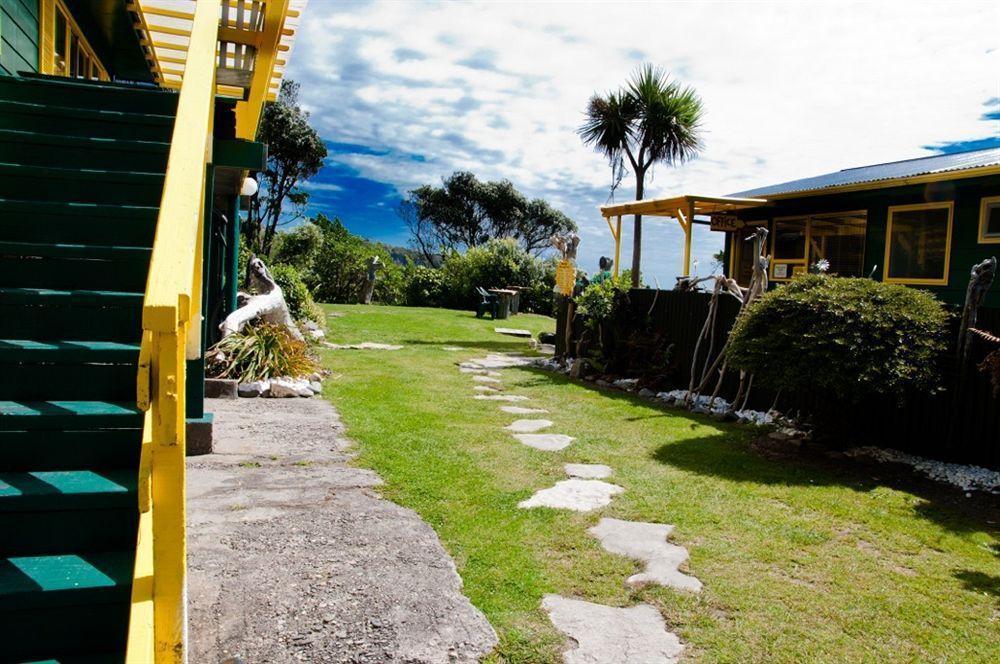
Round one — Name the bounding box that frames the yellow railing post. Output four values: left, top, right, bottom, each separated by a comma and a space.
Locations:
235, 0, 290, 139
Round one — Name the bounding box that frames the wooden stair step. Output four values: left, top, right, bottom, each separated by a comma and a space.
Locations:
0, 198, 158, 247
0, 241, 152, 262
0, 550, 133, 610
0, 340, 140, 364
0, 401, 143, 431
0, 469, 136, 512
0, 287, 143, 307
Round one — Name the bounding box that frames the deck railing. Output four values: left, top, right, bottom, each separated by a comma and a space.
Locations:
126, 0, 220, 661
125, 0, 294, 658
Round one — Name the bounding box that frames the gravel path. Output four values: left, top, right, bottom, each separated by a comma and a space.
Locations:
187, 398, 497, 663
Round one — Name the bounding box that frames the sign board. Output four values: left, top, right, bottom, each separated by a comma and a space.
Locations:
709, 214, 743, 232
773, 263, 789, 279
554, 259, 576, 296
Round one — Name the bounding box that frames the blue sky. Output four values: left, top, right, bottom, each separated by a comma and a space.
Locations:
285, 0, 1000, 283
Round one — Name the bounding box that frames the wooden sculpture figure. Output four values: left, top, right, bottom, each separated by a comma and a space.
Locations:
220, 255, 303, 341
360, 256, 383, 305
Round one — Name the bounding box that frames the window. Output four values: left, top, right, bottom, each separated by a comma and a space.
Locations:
770, 212, 868, 281
884, 202, 953, 285
48, 1, 107, 82
979, 196, 1000, 244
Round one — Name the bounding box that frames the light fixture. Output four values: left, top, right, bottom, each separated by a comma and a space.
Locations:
240, 176, 259, 197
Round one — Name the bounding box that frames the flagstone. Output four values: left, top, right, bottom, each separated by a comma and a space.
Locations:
518, 479, 623, 511
513, 433, 574, 451
505, 419, 553, 433
589, 518, 702, 592
564, 463, 613, 479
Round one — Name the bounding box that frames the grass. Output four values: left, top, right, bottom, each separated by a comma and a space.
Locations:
318, 303, 999, 663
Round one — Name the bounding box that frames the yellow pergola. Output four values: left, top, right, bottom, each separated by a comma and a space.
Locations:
600, 194, 768, 277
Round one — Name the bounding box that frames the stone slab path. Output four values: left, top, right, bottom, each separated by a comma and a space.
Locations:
188, 398, 497, 663
475, 394, 530, 402
541, 595, 683, 664
513, 433, 575, 451
323, 342, 404, 350
518, 479, 624, 511
472, 375, 502, 384
500, 405, 548, 414
589, 518, 702, 592
494, 327, 532, 337
564, 463, 613, 479
505, 419, 553, 433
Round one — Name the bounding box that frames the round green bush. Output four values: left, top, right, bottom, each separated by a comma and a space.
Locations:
270, 263, 322, 324
726, 274, 949, 401
404, 264, 445, 307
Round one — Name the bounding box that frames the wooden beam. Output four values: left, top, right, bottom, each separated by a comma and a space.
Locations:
235, 0, 290, 138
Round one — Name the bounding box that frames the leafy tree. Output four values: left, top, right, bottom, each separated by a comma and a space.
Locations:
307, 214, 404, 305
439, 238, 555, 313
580, 64, 704, 287
402, 171, 576, 263
245, 79, 327, 256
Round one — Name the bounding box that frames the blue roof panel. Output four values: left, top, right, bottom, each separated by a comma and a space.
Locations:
729, 147, 1000, 198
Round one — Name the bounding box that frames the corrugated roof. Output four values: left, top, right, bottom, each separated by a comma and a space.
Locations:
729, 147, 1000, 198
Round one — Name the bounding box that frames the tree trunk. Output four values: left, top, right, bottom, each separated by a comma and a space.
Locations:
631, 172, 644, 288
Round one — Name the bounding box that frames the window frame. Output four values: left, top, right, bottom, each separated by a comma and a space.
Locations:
882, 201, 954, 286
769, 210, 868, 282
978, 195, 1000, 244
43, 0, 109, 82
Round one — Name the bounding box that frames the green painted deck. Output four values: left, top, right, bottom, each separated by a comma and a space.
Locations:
0, 73, 177, 662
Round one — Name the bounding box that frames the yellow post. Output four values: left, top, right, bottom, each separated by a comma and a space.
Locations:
683, 202, 695, 276
151, 329, 187, 663
614, 215, 622, 277
235, 0, 291, 138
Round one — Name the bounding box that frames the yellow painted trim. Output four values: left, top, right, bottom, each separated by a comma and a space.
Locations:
614, 216, 622, 277
882, 201, 954, 286
978, 195, 1000, 244
768, 210, 868, 281
236, 0, 291, 138
43, 0, 109, 80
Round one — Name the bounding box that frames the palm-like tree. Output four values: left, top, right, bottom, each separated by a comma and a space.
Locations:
580, 64, 704, 287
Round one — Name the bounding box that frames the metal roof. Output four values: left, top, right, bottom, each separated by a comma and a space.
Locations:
729, 147, 1000, 198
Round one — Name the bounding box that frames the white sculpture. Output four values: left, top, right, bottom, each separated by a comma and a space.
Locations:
219, 255, 303, 341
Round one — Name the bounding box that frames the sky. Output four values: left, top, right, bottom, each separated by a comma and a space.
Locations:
285, 0, 1000, 285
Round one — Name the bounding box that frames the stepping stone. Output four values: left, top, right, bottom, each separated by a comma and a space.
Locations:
462, 354, 533, 369
513, 433, 574, 451
474, 394, 529, 402
459, 367, 488, 374
542, 595, 683, 664
505, 419, 553, 433
486, 371, 503, 377
494, 327, 532, 337
442, 346, 464, 351
518, 479, 623, 511
473, 375, 502, 384
564, 463, 613, 479
589, 518, 702, 592
500, 406, 548, 414
323, 342, 403, 350
473, 385, 500, 393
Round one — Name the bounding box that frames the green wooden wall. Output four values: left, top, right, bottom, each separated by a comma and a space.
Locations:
0, 0, 39, 76
725, 174, 1000, 307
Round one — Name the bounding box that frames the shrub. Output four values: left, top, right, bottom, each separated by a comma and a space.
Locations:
269, 263, 323, 325
404, 264, 445, 307
271, 223, 323, 274
208, 323, 319, 382
307, 217, 405, 304
440, 238, 553, 313
575, 275, 630, 329
726, 274, 949, 402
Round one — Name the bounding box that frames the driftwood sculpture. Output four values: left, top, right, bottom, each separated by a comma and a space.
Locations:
686, 227, 770, 413
359, 256, 383, 305
219, 255, 303, 341
957, 256, 996, 362
551, 232, 580, 261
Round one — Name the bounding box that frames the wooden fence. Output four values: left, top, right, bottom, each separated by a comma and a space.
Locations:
556, 289, 1000, 469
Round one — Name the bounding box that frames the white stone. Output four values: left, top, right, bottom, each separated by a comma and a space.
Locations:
505, 419, 553, 433
237, 380, 268, 398
589, 518, 702, 592
542, 595, 683, 664
308, 381, 323, 394
472, 375, 502, 384
513, 433, 575, 451
474, 394, 530, 402
564, 463, 612, 479
845, 447, 1000, 493
493, 328, 532, 337
486, 371, 503, 378
308, 328, 325, 341
442, 346, 464, 351
461, 354, 533, 369
518, 479, 623, 511
473, 385, 500, 393
268, 377, 307, 398
500, 406, 549, 415
459, 367, 488, 374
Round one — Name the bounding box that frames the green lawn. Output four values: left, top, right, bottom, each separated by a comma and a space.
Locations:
318, 304, 999, 663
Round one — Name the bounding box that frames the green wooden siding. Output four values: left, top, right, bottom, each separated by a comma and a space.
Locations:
0, 0, 39, 76
726, 173, 1000, 307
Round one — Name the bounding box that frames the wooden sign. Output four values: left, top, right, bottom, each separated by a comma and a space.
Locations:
554, 259, 576, 296
710, 214, 743, 232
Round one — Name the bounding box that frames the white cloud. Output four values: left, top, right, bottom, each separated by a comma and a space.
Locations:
287, 0, 1000, 282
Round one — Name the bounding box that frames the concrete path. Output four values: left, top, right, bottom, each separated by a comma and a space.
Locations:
188, 398, 497, 663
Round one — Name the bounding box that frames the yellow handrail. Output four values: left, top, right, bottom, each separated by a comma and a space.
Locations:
126, 1, 221, 662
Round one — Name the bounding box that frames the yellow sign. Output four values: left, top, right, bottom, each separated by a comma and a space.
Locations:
555, 259, 575, 296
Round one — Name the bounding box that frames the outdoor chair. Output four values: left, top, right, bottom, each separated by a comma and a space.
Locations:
476, 287, 499, 319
